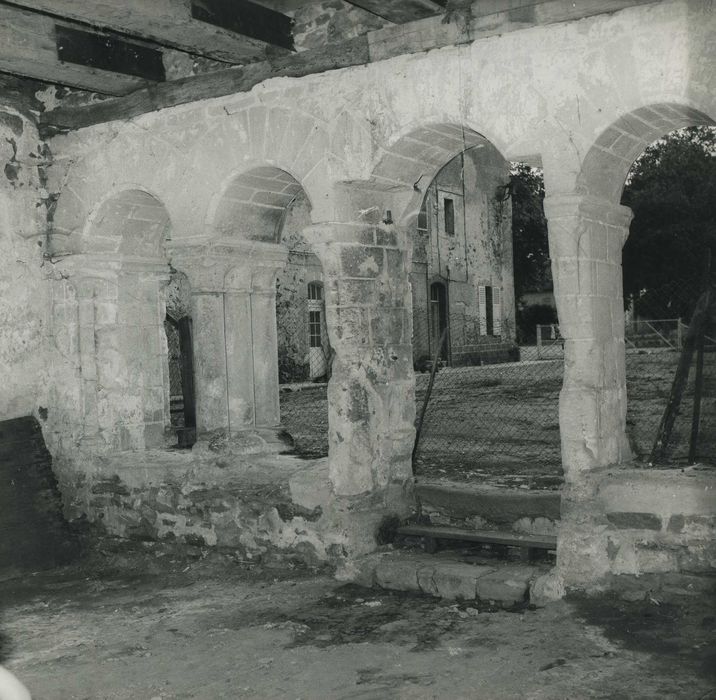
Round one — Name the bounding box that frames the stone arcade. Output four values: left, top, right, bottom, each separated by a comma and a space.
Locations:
1, 0, 715, 598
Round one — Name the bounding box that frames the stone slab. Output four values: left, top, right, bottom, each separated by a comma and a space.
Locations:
475, 565, 537, 606
416, 481, 561, 524
367, 551, 537, 605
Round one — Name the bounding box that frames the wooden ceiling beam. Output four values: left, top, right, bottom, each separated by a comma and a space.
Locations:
0, 4, 152, 96
344, 0, 447, 23
2, 0, 293, 64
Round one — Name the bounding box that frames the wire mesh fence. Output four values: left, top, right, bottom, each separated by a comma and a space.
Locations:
412, 318, 563, 488
275, 268, 715, 476
624, 276, 716, 466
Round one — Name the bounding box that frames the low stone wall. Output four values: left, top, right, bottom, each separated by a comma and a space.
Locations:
598, 468, 716, 575
54, 446, 355, 568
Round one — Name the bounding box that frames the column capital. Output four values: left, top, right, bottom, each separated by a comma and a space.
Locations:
170, 238, 288, 293
543, 193, 633, 229
54, 253, 169, 292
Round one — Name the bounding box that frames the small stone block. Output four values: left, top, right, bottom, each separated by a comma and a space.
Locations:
375, 557, 422, 592
431, 563, 494, 601
475, 566, 536, 606
606, 512, 662, 530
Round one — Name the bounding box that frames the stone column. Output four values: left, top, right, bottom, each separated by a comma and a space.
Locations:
73, 275, 102, 443
543, 193, 633, 589
543, 194, 633, 477
173, 251, 231, 435
58, 255, 170, 451
222, 244, 287, 431
303, 222, 415, 504
249, 255, 288, 428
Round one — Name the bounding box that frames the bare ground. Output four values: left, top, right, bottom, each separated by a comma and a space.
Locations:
1, 543, 714, 700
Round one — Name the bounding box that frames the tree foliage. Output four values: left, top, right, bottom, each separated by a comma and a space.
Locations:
621, 126, 716, 319
510, 163, 551, 303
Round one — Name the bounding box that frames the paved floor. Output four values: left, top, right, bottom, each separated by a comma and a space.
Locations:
1, 545, 714, 700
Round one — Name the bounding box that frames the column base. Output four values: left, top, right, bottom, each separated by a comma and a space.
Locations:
194, 427, 295, 456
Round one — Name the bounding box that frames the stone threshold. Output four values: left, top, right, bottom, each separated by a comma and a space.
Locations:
342, 550, 549, 608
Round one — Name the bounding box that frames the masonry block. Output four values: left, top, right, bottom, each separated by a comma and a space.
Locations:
606, 512, 662, 530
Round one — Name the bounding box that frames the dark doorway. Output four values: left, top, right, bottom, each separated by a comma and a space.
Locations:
430, 281, 449, 360
485, 285, 494, 336
165, 315, 197, 447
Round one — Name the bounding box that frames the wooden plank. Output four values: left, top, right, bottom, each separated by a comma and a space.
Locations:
0, 4, 149, 95
191, 0, 293, 51
397, 524, 557, 550
345, 0, 447, 23
40, 35, 370, 135
56, 25, 166, 82
4, 0, 292, 64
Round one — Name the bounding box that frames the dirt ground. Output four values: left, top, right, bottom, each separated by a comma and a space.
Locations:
280, 349, 715, 489
2, 543, 714, 700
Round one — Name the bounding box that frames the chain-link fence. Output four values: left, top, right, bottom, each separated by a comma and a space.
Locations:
624, 276, 716, 466
412, 314, 563, 488
277, 288, 331, 458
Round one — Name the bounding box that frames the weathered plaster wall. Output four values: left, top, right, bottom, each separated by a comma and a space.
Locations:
412, 145, 514, 362
0, 108, 48, 421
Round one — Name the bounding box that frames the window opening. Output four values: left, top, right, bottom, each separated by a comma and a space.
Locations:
444, 197, 455, 236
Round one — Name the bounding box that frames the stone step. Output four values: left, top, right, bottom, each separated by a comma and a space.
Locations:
416, 481, 561, 535
397, 524, 556, 560
346, 550, 542, 607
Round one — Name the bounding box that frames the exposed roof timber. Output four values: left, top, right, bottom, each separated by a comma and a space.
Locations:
40, 36, 370, 136
191, 0, 293, 51
1, 0, 293, 64
345, 0, 447, 23
0, 4, 152, 96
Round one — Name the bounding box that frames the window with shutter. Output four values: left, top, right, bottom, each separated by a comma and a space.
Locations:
478, 285, 487, 336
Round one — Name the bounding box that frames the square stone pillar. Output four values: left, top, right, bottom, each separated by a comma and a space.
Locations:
171, 240, 288, 442
303, 222, 416, 502
57, 255, 170, 452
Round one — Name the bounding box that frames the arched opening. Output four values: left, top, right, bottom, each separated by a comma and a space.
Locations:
619, 125, 716, 466
575, 104, 716, 469
210, 166, 330, 457
370, 126, 560, 489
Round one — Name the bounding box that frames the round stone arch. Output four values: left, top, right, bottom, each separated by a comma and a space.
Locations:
577, 102, 716, 205
365, 122, 509, 229
68, 185, 172, 257
50, 125, 189, 255
206, 165, 312, 242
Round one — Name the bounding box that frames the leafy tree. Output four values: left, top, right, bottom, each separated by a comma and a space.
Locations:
510, 163, 551, 302
621, 126, 716, 319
